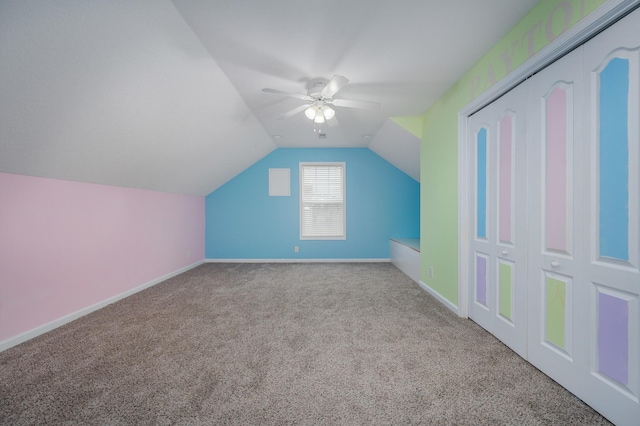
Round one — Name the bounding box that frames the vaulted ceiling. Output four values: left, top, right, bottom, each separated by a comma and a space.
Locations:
0, 0, 538, 195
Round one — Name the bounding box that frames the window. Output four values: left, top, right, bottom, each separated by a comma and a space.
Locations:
300, 162, 346, 240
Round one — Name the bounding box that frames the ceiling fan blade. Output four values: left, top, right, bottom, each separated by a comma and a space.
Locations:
262, 88, 313, 102
327, 116, 339, 128
331, 98, 381, 110
277, 103, 310, 119
321, 75, 349, 98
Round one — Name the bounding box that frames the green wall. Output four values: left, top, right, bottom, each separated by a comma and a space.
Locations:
418, 0, 606, 306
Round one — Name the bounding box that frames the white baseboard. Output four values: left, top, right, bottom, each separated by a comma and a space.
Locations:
205, 258, 390, 263
418, 280, 461, 316
0, 260, 205, 353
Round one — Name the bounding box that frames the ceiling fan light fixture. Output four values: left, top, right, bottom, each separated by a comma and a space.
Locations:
262, 75, 379, 133
304, 105, 317, 120
323, 106, 335, 120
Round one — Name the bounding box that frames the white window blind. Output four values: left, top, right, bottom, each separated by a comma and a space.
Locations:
300, 163, 346, 240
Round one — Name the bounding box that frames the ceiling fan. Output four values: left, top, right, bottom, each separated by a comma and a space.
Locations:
262, 75, 380, 128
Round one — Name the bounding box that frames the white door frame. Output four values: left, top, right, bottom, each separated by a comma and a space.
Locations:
457, 0, 639, 318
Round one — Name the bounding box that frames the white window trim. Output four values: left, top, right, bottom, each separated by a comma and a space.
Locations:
299, 162, 346, 240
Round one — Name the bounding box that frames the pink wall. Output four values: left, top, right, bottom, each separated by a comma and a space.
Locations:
0, 172, 205, 343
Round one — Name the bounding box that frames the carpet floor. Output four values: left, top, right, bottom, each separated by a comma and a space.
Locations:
0, 263, 609, 425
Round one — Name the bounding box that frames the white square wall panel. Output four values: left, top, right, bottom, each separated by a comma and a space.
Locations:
269, 168, 290, 196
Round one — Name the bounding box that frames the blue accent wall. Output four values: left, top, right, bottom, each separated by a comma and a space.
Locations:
205, 148, 419, 259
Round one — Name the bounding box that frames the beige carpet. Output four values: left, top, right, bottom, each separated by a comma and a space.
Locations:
0, 263, 609, 425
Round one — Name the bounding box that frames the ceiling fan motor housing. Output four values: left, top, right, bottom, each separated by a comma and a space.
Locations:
307, 82, 327, 99
263, 75, 379, 123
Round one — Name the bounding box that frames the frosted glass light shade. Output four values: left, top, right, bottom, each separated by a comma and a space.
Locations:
323, 107, 335, 120
305, 105, 318, 120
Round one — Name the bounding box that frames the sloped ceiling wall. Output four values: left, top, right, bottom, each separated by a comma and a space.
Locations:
369, 120, 420, 181
0, 0, 276, 196
1, 1, 539, 194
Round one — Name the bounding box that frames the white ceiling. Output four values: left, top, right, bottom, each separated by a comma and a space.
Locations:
0, 0, 538, 195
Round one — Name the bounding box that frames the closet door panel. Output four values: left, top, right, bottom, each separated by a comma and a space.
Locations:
583, 7, 640, 424
468, 105, 496, 333
491, 83, 528, 357
467, 82, 528, 358
527, 46, 586, 391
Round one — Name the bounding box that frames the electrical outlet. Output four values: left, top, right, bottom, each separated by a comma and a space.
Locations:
187, 250, 191, 259
294, 246, 299, 253
429, 267, 433, 278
